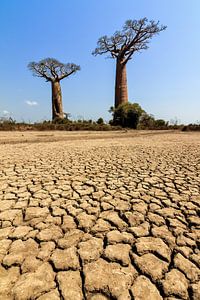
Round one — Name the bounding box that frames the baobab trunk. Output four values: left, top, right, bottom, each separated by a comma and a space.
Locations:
114, 59, 128, 108
51, 80, 64, 120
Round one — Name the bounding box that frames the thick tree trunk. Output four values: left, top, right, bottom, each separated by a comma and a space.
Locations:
114, 59, 128, 108
51, 80, 64, 120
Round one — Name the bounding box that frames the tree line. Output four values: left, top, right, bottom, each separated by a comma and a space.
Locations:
28, 18, 166, 126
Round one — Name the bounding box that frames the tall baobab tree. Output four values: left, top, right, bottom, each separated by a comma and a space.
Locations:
28, 58, 80, 120
93, 18, 166, 108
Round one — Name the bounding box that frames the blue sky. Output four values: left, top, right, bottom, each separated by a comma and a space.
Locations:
0, 0, 200, 124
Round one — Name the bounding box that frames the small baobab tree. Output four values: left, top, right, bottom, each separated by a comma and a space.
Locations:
93, 18, 166, 108
28, 58, 80, 120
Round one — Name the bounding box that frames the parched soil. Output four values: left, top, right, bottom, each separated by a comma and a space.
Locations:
0, 131, 200, 299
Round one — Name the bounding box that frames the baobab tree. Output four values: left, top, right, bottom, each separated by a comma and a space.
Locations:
93, 18, 166, 108
28, 58, 80, 120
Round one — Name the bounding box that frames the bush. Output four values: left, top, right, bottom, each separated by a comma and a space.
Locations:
96, 117, 104, 125
0, 117, 17, 130
154, 119, 168, 128
181, 124, 200, 131
0, 119, 122, 131
52, 114, 71, 124
138, 113, 168, 130
138, 113, 155, 129
181, 126, 189, 132
111, 102, 144, 128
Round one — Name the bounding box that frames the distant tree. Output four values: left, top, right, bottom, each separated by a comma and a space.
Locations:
93, 18, 166, 108
112, 102, 144, 128
154, 119, 167, 128
138, 113, 168, 129
28, 58, 80, 120
96, 117, 104, 124
138, 112, 155, 129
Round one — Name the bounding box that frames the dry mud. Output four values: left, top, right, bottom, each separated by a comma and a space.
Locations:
0, 131, 200, 299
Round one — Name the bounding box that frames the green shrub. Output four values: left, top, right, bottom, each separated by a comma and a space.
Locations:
111, 102, 144, 128
96, 117, 104, 125
138, 113, 155, 129
0, 119, 121, 131
138, 113, 168, 130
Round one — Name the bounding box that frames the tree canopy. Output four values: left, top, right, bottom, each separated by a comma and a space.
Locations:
92, 18, 167, 64
28, 58, 80, 82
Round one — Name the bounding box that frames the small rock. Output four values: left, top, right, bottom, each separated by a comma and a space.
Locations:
37, 241, 55, 261
190, 253, 200, 268
0, 227, 13, 239
37, 289, 60, 300
147, 212, 165, 226
101, 202, 113, 210
77, 212, 96, 231
0, 239, 12, 262
3, 193, 16, 200
61, 215, 77, 232
104, 244, 131, 266
174, 253, 200, 282
100, 211, 128, 230
131, 275, 162, 300
25, 207, 49, 221
175, 246, 193, 258
128, 222, 150, 237
107, 230, 134, 245
10, 226, 32, 239
124, 211, 144, 226
161, 269, 188, 299
57, 270, 83, 300
135, 237, 171, 261
58, 229, 84, 249
91, 218, 111, 234
157, 208, 177, 218
187, 215, 200, 226
151, 225, 176, 248
21, 256, 42, 273
3, 239, 38, 266
78, 237, 103, 263
0, 200, 15, 211
115, 199, 131, 211
0, 209, 21, 221
191, 281, 200, 300
131, 253, 168, 281
84, 258, 137, 299
92, 191, 105, 200
0, 266, 20, 299
51, 247, 80, 270
12, 263, 55, 300
36, 225, 63, 242
132, 201, 147, 214
51, 206, 66, 217
176, 234, 196, 247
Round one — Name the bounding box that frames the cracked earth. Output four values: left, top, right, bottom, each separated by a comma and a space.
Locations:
0, 131, 200, 300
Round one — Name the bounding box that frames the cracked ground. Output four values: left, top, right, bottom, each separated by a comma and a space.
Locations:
0, 131, 200, 300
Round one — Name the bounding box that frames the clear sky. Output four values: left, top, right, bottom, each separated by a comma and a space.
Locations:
0, 0, 200, 124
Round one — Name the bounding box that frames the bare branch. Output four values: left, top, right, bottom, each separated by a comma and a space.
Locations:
28, 62, 52, 81
28, 58, 80, 82
59, 64, 81, 80
93, 18, 167, 63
